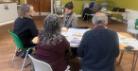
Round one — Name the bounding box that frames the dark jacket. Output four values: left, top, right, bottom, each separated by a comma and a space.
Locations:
78, 26, 119, 71
13, 17, 38, 48
35, 35, 70, 71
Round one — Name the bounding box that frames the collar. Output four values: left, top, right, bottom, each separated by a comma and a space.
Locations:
93, 25, 107, 30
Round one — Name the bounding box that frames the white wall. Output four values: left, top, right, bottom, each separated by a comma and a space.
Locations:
0, 3, 18, 26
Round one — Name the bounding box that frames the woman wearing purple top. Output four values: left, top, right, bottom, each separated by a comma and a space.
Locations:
35, 14, 70, 71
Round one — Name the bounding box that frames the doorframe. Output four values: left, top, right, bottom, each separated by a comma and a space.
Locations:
51, 0, 54, 14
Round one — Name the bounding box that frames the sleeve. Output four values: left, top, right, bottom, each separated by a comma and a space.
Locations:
114, 32, 120, 58
63, 15, 66, 27
28, 20, 38, 36
78, 32, 88, 57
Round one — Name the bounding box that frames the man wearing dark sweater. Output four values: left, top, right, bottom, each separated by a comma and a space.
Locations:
13, 4, 38, 48
13, 17, 38, 48
78, 12, 119, 71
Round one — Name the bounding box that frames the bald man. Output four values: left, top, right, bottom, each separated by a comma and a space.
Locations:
78, 12, 119, 71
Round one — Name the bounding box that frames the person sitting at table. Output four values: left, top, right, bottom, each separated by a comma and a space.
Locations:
63, 1, 78, 29
13, 4, 38, 57
35, 14, 70, 71
78, 12, 120, 71
82, 1, 95, 21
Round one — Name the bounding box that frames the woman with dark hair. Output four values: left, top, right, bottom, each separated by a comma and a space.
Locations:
35, 14, 70, 71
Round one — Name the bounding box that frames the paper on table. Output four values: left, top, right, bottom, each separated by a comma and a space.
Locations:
127, 40, 138, 50
118, 33, 138, 50
62, 28, 89, 38
62, 28, 89, 47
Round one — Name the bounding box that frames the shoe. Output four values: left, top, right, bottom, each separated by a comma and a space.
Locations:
16, 51, 22, 56
28, 49, 33, 54
20, 49, 33, 58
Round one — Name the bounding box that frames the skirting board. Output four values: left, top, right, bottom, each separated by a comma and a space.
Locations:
0, 12, 51, 26
0, 20, 14, 26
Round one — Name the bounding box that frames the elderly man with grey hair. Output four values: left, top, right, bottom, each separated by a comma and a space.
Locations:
78, 12, 119, 71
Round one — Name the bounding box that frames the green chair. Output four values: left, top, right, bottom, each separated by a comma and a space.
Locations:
135, 19, 138, 30
9, 31, 32, 71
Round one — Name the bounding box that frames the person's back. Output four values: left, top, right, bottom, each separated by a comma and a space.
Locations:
13, 17, 38, 47
13, 4, 38, 48
36, 35, 69, 71
35, 14, 70, 71
78, 12, 119, 71
79, 28, 119, 71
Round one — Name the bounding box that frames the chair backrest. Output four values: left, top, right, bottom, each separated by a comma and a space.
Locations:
28, 55, 53, 71
135, 19, 138, 30
9, 31, 24, 49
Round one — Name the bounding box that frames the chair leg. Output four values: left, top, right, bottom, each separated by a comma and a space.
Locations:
20, 50, 29, 71
12, 47, 17, 65
30, 63, 35, 71
118, 50, 125, 65
83, 14, 86, 21
131, 52, 138, 71
20, 48, 32, 71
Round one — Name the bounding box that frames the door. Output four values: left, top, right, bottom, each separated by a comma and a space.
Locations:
27, 0, 39, 12
40, 0, 51, 12
27, 0, 51, 12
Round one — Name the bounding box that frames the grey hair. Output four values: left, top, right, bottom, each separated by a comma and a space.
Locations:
18, 4, 31, 17
40, 14, 61, 40
39, 14, 62, 45
92, 13, 108, 25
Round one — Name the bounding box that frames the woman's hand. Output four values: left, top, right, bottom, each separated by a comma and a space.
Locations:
62, 27, 68, 32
